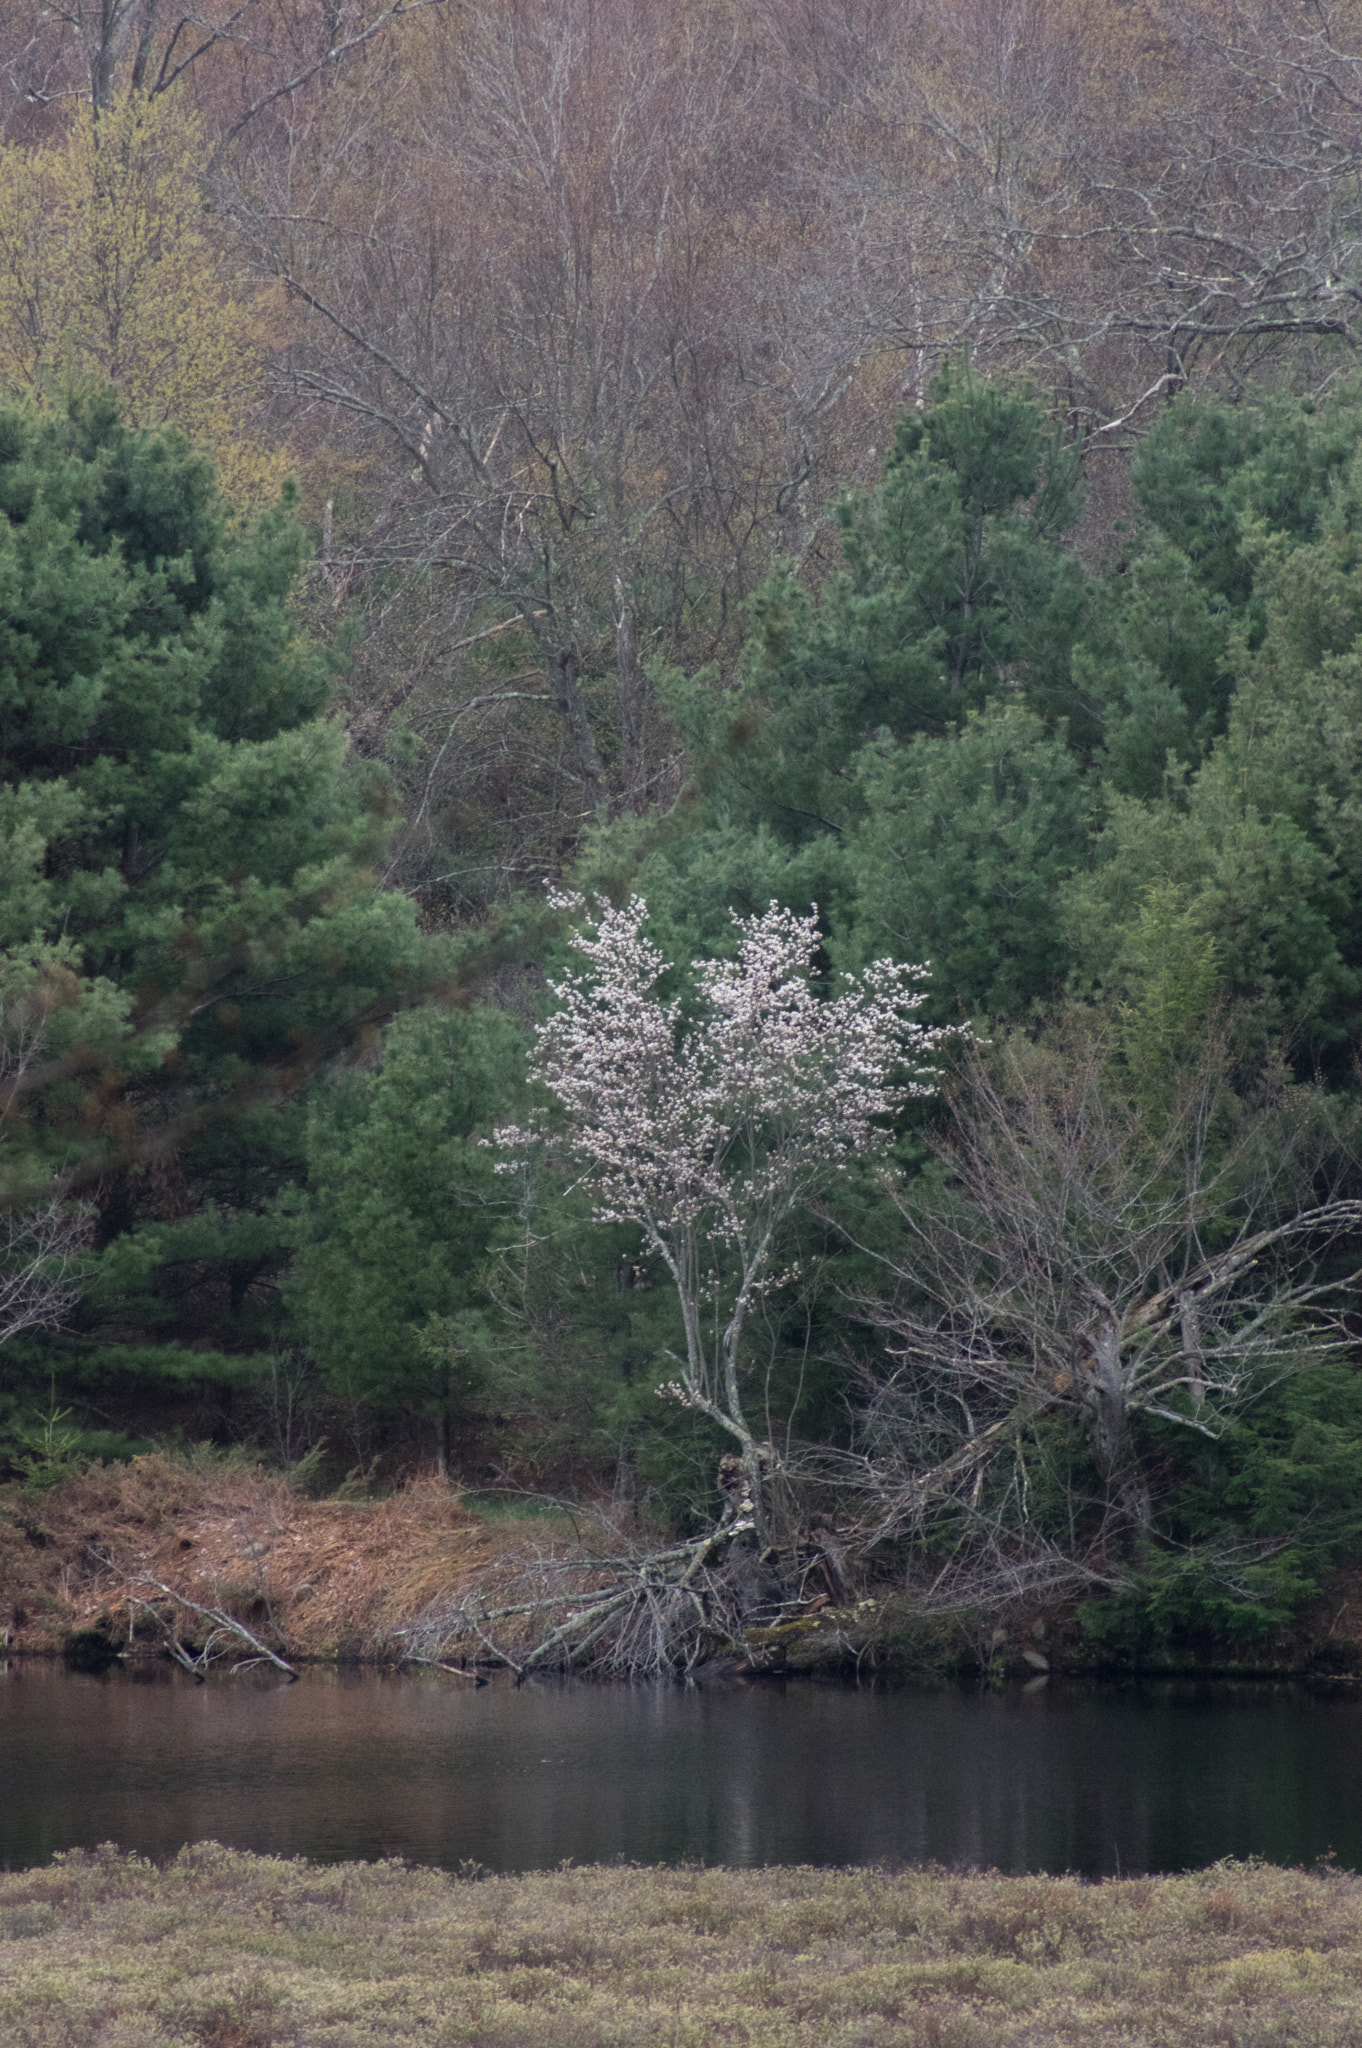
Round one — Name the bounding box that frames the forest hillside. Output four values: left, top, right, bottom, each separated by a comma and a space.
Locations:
5, 0, 1362, 1675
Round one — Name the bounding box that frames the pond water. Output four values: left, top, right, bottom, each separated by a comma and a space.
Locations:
4, 1660, 1362, 1878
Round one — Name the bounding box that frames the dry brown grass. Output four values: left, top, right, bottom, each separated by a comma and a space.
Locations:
6, 1451, 1360, 1680
4, 1847, 1362, 2045
0, 1454, 533, 1663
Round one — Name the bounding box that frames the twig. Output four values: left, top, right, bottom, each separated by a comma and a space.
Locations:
398, 1652, 484, 1683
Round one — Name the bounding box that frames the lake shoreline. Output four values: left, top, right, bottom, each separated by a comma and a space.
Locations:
6, 1450, 1362, 1687
9, 1644, 1362, 1692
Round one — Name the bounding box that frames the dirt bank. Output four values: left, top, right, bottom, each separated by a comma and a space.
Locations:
0, 1453, 532, 1666
0, 1453, 894, 1678
6, 1452, 1362, 1680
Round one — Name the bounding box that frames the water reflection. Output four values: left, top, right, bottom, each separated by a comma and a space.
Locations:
3, 1660, 1360, 1877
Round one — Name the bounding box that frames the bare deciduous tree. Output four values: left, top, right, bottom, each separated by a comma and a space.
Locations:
228, 0, 904, 905
0, 0, 444, 122
891, 0, 1362, 434
847, 1024, 1362, 1587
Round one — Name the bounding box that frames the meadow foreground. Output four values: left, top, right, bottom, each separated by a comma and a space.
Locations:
2, 1846, 1361, 2045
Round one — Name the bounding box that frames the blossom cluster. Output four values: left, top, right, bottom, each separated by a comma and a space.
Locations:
496, 895, 946, 1254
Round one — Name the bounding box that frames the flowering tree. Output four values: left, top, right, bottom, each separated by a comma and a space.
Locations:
498, 894, 947, 1532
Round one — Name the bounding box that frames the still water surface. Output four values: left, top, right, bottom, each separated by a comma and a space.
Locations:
4, 1661, 1361, 1877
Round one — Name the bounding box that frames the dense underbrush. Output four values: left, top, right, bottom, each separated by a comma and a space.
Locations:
5, 1448, 1362, 1681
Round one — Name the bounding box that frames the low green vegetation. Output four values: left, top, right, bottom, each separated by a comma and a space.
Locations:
5, 1847, 1362, 2046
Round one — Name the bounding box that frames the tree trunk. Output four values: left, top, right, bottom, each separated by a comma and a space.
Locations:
88, 0, 139, 111
740, 1440, 779, 1549
613, 574, 645, 809
551, 644, 607, 805
1082, 1316, 1151, 1552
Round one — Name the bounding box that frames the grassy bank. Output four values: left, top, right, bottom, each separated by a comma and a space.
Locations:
4, 1848, 1362, 2045
0, 1453, 532, 1667
6, 1449, 1362, 1680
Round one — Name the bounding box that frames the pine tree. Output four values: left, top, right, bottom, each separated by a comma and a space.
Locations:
694, 364, 1088, 847
285, 1004, 520, 1476
0, 394, 427, 1456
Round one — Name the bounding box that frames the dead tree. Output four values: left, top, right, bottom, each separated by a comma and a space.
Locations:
846, 1021, 1362, 1585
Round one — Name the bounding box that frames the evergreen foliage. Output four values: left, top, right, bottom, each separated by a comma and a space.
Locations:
0, 394, 426, 1462
285, 1004, 520, 1471
676, 363, 1088, 852
6, 363, 1362, 1663
557, 372, 1362, 1646
840, 705, 1096, 1023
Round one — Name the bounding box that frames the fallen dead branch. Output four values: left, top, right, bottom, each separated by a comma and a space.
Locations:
393, 1652, 485, 1682
126, 1575, 298, 1680
386, 1511, 865, 1679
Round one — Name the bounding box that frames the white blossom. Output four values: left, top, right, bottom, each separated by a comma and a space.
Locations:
497, 896, 950, 1500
